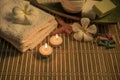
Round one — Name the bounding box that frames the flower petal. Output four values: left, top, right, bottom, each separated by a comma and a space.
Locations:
71, 22, 81, 32
12, 7, 24, 15
73, 31, 84, 41
74, 33, 80, 40
83, 33, 93, 42
81, 18, 90, 29
87, 24, 97, 34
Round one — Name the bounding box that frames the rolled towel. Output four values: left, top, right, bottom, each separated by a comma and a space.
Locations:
82, 0, 99, 20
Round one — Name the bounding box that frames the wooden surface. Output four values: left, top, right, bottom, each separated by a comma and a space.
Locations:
0, 23, 120, 80
0, 0, 120, 80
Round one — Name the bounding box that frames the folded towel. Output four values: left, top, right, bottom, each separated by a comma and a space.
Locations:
0, 0, 55, 42
0, 0, 58, 52
0, 19, 57, 52
30, 22, 57, 49
0, 21, 57, 52
21, 20, 56, 46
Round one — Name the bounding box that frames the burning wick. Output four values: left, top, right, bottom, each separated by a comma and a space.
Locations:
56, 34, 59, 39
39, 43, 53, 56
50, 34, 63, 46
45, 43, 48, 49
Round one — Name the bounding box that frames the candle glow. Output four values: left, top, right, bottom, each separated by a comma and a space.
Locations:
39, 43, 53, 56
56, 34, 59, 39
45, 43, 48, 49
50, 34, 63, 46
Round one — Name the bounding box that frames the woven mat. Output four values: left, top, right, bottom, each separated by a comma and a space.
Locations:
0, 21, 120, 80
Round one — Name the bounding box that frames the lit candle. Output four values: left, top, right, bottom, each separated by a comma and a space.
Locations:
50, 34, 63, 46
39, 43, 53, 56
45, 43, 48, 48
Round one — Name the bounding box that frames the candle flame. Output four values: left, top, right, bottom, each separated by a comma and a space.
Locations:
45, 43, 48, 48
56, 34, 59, 39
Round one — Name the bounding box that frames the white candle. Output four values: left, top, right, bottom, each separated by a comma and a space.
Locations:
50, 34, 63, 46
39, 43, 53, 56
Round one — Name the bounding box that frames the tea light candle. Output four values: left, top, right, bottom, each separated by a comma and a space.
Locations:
50, 34, 63, 46
39, 43, 53, 56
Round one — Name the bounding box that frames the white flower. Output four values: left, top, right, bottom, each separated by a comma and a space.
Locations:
12, 2, 40, 25
71, 18, 97, 41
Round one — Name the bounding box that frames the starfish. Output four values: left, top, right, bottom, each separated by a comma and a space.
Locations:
52, 17, 72, 35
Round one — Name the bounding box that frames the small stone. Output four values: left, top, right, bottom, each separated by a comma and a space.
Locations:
104, 40, 109, 46
106, 34, 112, 40
98, 40, 106, 46
109, 40, 116, 44
106, 43, 115, 49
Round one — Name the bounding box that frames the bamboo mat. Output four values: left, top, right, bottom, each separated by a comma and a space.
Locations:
0, 1, 120, 80
0, 23, 120, 80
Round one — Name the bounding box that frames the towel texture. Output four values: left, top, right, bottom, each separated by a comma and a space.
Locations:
0, 0, 57, 52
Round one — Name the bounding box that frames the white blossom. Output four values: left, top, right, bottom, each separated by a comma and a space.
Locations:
71, 18, 97, 41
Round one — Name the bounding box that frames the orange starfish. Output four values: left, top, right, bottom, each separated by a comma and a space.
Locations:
52, 17, 72, 35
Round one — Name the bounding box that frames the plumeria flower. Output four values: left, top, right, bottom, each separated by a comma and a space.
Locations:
71, 18, 97, 41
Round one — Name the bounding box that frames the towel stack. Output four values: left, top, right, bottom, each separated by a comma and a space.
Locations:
0, 0, 57, 52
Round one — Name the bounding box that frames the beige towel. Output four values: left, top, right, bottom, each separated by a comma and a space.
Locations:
0, 0, 58, 52
0, 0, 55, 43
0, 21, 57, 52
